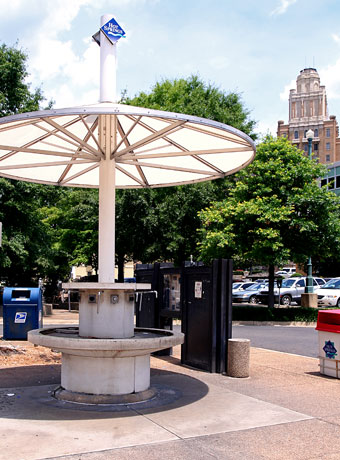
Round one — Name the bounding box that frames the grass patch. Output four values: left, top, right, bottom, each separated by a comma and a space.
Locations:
232, 306, 339, 322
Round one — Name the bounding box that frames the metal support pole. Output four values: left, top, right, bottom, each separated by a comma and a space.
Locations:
100, 14, 117, 103
98, 15, 118, 283
305, 131, 314, 294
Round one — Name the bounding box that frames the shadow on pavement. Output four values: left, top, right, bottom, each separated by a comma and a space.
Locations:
0, 367, 209, 420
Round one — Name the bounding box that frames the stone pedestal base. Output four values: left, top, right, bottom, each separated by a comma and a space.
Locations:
61, 353, 150, 395
301, 293, 318, 308
28, 326, 185, 404
227, 338, 250, 378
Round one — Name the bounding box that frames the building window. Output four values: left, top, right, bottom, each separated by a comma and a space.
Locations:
314, 143, 319, 151
321, 178, 327, 187
336, 176, 340, 189
304, 144, 308, 152
326, 154, 331, 162
282, 133, 287, 138
326, 128, 331, 137
294, 130, 298, 139
314, 128, 318, 137
304, 129, 307, 138
326, 142, 331, 150
328, 178, 335, 189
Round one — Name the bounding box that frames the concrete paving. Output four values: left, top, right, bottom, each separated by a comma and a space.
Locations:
0, 310, 340, 460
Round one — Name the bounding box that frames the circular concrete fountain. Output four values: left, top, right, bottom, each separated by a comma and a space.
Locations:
29, 324, 184, 403
28, 281, 184, 403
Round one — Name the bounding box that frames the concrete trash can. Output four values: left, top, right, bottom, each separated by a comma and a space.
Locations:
227, 338, 250, 378
316, 310, 340, 378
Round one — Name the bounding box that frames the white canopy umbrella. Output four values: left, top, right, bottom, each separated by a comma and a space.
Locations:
0, 103, 255, 188
0, 15, 256, 283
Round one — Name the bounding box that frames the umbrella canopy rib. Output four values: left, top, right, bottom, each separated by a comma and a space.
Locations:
60, 163, 99, 185
112, 115, 142, 157
116, 118, 149, 186
33, 118, 99, 156
0, 144, 95, 160
58, 117, 101, 183
184, 123, 251, 146
125, 115, 189, 154
115, 119, 186, 157
122, 146, 252, 160
116, 164, 146, 187
43, 117, 101, 157
119, 159, 219, 176
80, 115, 103, 156
0, 159, 93, 170
0, 117, 91, 162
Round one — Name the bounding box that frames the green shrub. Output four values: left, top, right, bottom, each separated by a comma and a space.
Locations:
232, 306, 338, 322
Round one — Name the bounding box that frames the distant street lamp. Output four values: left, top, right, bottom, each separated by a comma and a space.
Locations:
305, 129, 314, 294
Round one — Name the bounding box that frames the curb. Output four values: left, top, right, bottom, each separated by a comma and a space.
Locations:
233, 321, 317, 327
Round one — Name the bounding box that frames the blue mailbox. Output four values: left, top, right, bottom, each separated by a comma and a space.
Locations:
3, 287, 43, 340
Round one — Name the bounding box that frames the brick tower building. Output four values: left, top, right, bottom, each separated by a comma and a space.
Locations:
277, 68, 340, 165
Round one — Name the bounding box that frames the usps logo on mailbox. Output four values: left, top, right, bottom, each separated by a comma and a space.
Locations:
14, 312, 27, 323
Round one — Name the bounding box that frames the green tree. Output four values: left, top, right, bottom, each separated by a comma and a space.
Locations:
124, 75, 256, 138
114, 75, 256, 272
0, 43, 47, 116
198, 136, 340, 307
40, 188, 99, 279
0, 179, 64, 285
0, 43, 55, 286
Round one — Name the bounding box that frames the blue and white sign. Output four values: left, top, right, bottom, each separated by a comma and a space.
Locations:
323, 340, 338, 359
14, 312, 27, 323
101, 17, 126, 44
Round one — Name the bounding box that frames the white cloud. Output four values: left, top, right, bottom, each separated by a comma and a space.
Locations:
332, 33, 340, 45
320, 61, 340, 100
0, 0, 147, 106
270, 0, 297, 16
254, 119, 277, 138
279, 79, 295, 101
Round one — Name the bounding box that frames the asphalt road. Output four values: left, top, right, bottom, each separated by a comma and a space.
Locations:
0, 322, 319, 358
232, 324, 319, 358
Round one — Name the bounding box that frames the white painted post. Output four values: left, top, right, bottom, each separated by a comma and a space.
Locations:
100, 14, 117, 103
98, 15, 117, 283
98, 157, 116, 283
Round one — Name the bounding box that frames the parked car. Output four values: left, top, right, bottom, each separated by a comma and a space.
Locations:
315, 278, 340, 307
275, 271, 291, 277
232, 282, 256, 294
232, 282, 268, 304
275, 267, 296, 276
257, 277, 325, 306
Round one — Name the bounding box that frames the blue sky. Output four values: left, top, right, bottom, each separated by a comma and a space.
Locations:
1, 0, 340, 137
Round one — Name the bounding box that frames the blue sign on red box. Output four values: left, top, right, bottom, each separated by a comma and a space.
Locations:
101, 18, 126, 44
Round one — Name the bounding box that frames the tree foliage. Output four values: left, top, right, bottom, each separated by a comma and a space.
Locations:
113, 75, 257, 273
198, 136, 340, 304
125, 75, 256, 138
0, 43, 46, 116
0, 43, 54, 285
0, 179, 64, 285
40, 189, 99, 277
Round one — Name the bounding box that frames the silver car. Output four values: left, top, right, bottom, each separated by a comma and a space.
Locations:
233, 282, 268, 304
232, 282, 256, 295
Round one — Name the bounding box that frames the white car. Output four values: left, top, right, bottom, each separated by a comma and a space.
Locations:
316, 278, 340, 307
275, 267, 296, 276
